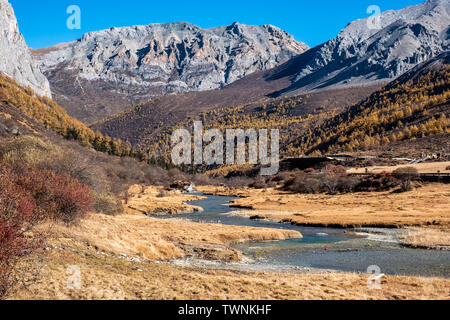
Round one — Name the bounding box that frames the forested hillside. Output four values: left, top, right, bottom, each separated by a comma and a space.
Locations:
296, 57, 449, 155
0, 74, 148, 159
143, 53, 449, 163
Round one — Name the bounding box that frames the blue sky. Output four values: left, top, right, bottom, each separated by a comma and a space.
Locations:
10, 0, 424, 49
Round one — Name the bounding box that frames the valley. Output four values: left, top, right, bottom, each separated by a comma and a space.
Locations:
0, 0, 449, 302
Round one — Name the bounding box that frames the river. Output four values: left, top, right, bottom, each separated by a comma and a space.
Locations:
161, 194, 450, 277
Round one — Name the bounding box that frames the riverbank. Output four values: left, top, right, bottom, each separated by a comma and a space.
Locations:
400, 228, 450, 250
10, 184, 450, 300
39, 212, 301, 263
124, 185, 206, 215
198, 184, 450, 230
12, 241, 450, 300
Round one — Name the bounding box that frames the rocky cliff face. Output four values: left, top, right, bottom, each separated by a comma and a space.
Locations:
0, 0, 51, 97
273, 0, 449, 95
33, 22, 308, 123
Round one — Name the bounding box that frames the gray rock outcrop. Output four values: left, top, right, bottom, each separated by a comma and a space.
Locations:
0, 0, 51, 97
276, 0, 449, 95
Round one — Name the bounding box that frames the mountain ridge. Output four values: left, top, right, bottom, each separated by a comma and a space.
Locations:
271, 0, 449, 96
33, 21, 308, 123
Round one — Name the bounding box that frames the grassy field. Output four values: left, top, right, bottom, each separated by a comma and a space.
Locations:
347, 161, 450, 174
12, 231, 450, 300
8, 183, 450, 300
124, 185, 207, 215
199, 184, 450, 230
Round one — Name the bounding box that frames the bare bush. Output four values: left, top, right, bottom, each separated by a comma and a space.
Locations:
393, 167, 419, 191
320, 172, 340, 194
339, 176, 360, 192
157, 189, 170, 198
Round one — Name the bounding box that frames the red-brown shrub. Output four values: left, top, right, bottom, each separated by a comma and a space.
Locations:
0, 162, 93, 298
325, 165, 347, 175
0, 169, 44, 298
355, 173, 400, 192
6, 164, 93, 224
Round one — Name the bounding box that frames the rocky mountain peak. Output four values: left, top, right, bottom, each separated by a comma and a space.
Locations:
0, 0, 51, 97
275, 0, 449, 95
33, 21, 308, 123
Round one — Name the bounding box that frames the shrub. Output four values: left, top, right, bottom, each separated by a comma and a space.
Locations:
0, 161, 95, 299
249, 178, 268, 189
2, 162, 93, 224
0, 136, 59, 167
339, 176, 360, 192
392, 167, 419, 191
191, 173, 215, 186
94, 192, 124, 216
283, 172, 322, 194
392, 167, 420, 177
271, 171, 293, 183
355, 173, 400, 192
225, 176, 253, 188
283, 170, 362, 194
320, 173, 339, 194
325, 165, 347, 175
157, 189, 170, 198
0, 166, 46, 299
0, 137, 110, 195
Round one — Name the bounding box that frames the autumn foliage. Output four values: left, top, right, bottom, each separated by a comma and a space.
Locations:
0, 162, 93, 298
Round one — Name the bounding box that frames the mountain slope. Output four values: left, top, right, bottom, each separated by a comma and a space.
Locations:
90, 71, 379, 153
33, 22, 308, 123
292, 51, 450, 155
116, 51, 448, 162
270, 0, 449, 96
0, 0, 51, 97
0, 73, 145, 159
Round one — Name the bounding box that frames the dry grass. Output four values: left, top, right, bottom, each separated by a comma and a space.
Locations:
41, 213, 301, 263
400, 228, 450, 250
347, 161, 450, 174
198, 184, 450, 229
124, 185, 206, 215
8, 198, 449, 300
7, 182, 450, 300
11, 248, 450, 300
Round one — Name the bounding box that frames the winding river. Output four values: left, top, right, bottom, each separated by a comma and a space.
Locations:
162, 194, 450, 278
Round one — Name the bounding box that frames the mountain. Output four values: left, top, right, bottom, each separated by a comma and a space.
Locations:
269, 0, 449, 96
90, 71, 379, 152
88, 0, 449, 155
292, 51, 449, 155
33, 22, 308, 123
0, 73, 145, 159
0, 0, 51, 97
92, 51, 449, 161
